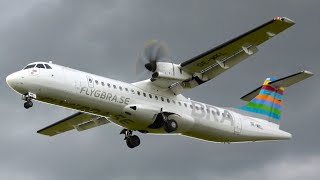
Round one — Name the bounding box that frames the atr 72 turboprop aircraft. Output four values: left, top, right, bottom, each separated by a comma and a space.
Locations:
6, 17, 313, 148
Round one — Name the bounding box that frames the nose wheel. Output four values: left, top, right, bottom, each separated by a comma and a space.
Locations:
24, 101, 33, 109
120, 129, 140, 148
22, 92, 36, 109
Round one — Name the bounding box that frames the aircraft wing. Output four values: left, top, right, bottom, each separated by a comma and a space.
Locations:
37, 112, 110, 136
171, 17, 295, 94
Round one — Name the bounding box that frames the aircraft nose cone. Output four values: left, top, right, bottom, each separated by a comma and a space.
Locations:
6, 72, 18, 89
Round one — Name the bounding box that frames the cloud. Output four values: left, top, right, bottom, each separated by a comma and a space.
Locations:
206, 155, 320, 180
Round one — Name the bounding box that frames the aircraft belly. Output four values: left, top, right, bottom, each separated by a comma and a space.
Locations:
179, 109, 286, 142
183, 119, 236, 142
35, 80, 163, 131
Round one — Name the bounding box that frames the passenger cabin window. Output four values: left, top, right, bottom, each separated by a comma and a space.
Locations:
23, 64, 36, 69
101, 82, 105, 86
107, 83, 111, 88
178, 102, 182, 106
149, 94, 152, 98
36, 64, 45, 68
137, 91, 140, 95
95, 80, 99, 85
125, 88, 129, 92
131, 89, 135, 94
44, 64, 52, 69
212, 110, 219, 116
119, 86, 122, 91
172, 100, 176, 104
155, 96, 158, 100
161, 97, 164, 101
113, 85, 117, 89
184, 103, 187, 107
190, 105, 193, 109
167, 99, 170, 103
143, 92, 146, 97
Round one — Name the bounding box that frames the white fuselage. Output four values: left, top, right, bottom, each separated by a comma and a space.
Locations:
6, 62, 291, 143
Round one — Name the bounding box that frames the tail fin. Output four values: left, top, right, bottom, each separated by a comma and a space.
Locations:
239, 71, 313, 124
240, 77, 284, 121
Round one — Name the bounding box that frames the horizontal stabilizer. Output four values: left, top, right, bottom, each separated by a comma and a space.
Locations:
241, 71, 313, 101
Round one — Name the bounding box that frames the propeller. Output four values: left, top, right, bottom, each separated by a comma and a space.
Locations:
136, 40, 169, 76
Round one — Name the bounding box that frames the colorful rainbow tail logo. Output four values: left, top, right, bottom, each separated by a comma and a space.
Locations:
240, 77, 284, 121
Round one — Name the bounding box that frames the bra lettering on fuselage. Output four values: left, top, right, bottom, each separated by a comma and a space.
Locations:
191, 101, 234, 126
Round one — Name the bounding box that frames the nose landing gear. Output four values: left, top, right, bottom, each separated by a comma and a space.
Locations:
120, 129, 140, 148
22, 92, 36, 109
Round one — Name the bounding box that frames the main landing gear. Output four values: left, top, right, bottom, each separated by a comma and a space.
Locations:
22, 92, 36, 109
120, 129, 140, 148
163, 119, 178, 133
148, 111, 178, 133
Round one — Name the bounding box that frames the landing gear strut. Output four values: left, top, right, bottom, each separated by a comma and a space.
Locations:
120, 129, 140, 148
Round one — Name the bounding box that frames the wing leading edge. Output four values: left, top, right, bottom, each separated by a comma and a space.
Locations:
170, 17, 295, 94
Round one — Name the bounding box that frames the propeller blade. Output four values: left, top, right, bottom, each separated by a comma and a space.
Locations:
135, 40, 170, 80
143, 40, 169, 72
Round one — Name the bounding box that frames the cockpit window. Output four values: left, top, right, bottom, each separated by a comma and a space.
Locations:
36, 64, 45, 68
23, 64, 36, 69
44, 64, 52, 69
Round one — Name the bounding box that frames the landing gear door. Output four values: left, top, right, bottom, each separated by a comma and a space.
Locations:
234, 116, 242, 135
86, 75, 94, 88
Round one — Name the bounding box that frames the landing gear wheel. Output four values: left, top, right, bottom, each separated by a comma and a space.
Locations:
164, 119, 178, 133
24, 101, 33, 109
121, 129, 141, 148
126, 135, 140, 148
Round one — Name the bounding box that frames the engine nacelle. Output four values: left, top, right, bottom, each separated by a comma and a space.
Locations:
151, 62, 192, 88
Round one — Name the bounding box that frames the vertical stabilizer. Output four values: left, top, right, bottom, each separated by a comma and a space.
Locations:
239, 71, 313, 125
240, 78, 284, 123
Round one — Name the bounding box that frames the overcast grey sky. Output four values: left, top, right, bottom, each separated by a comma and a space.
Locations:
1, 1, 319, 180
